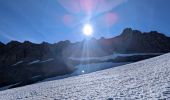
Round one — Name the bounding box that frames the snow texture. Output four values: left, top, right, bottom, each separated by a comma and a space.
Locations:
42, 62, 130, 82
0, 53, 170, 100
0, 82, 22, 91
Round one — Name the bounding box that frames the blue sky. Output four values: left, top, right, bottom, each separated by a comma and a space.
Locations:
0, 0, 170, 43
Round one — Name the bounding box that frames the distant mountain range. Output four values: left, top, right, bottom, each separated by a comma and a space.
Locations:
0, 28, 170, 89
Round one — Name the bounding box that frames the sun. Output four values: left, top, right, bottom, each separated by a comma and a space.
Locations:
83, 24, 93, 36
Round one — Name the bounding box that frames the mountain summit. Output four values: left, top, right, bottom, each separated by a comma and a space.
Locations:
64, 28, 170, 57
0, 28, 170, 89
0, 28, 170, 64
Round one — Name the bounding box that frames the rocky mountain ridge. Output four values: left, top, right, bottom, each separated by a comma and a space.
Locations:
0, 28, 170, 89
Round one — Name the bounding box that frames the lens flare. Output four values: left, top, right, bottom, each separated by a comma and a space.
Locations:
63, 14, 74, 27
82, 70, 85, 73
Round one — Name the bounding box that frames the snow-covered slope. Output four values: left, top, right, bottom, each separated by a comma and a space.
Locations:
1, 53, 170, 100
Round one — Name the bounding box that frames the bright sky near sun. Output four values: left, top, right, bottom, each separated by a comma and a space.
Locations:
0, 0, 170, 43
83, 24, 93, 36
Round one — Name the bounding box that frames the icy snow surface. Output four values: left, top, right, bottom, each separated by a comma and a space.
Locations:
0, 53, 170, 100
27, 60, 40, 65
69, 53, 162, 61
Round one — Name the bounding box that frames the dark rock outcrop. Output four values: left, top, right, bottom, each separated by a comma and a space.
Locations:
0, 28, 170, 89
0, 42, 4, 48
118, 28, 170, 53
0, 42, 5, 54
63, 28, 170, 57
0, 40, 74, 88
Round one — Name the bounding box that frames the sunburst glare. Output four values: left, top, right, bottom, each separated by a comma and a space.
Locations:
83, 24, 93, 36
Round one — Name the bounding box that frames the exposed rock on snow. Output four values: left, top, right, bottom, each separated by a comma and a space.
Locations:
0, 53, 170, 99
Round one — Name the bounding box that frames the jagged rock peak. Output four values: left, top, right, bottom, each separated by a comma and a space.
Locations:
148, 31, 166, 37
7, 40, 21, 45
121, 28, 142, 38
6, 41, 21, 47
56, 40, 71, 44
23, 41, 33, 44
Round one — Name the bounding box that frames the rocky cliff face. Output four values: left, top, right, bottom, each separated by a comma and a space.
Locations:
64, 28, 170, 57
0, 28, 170, 88
1, 28, 169, 65
108, 28, 170, 53
0, 42, 5, 54
0, 40, 73, 88
0, 42, 4, 48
